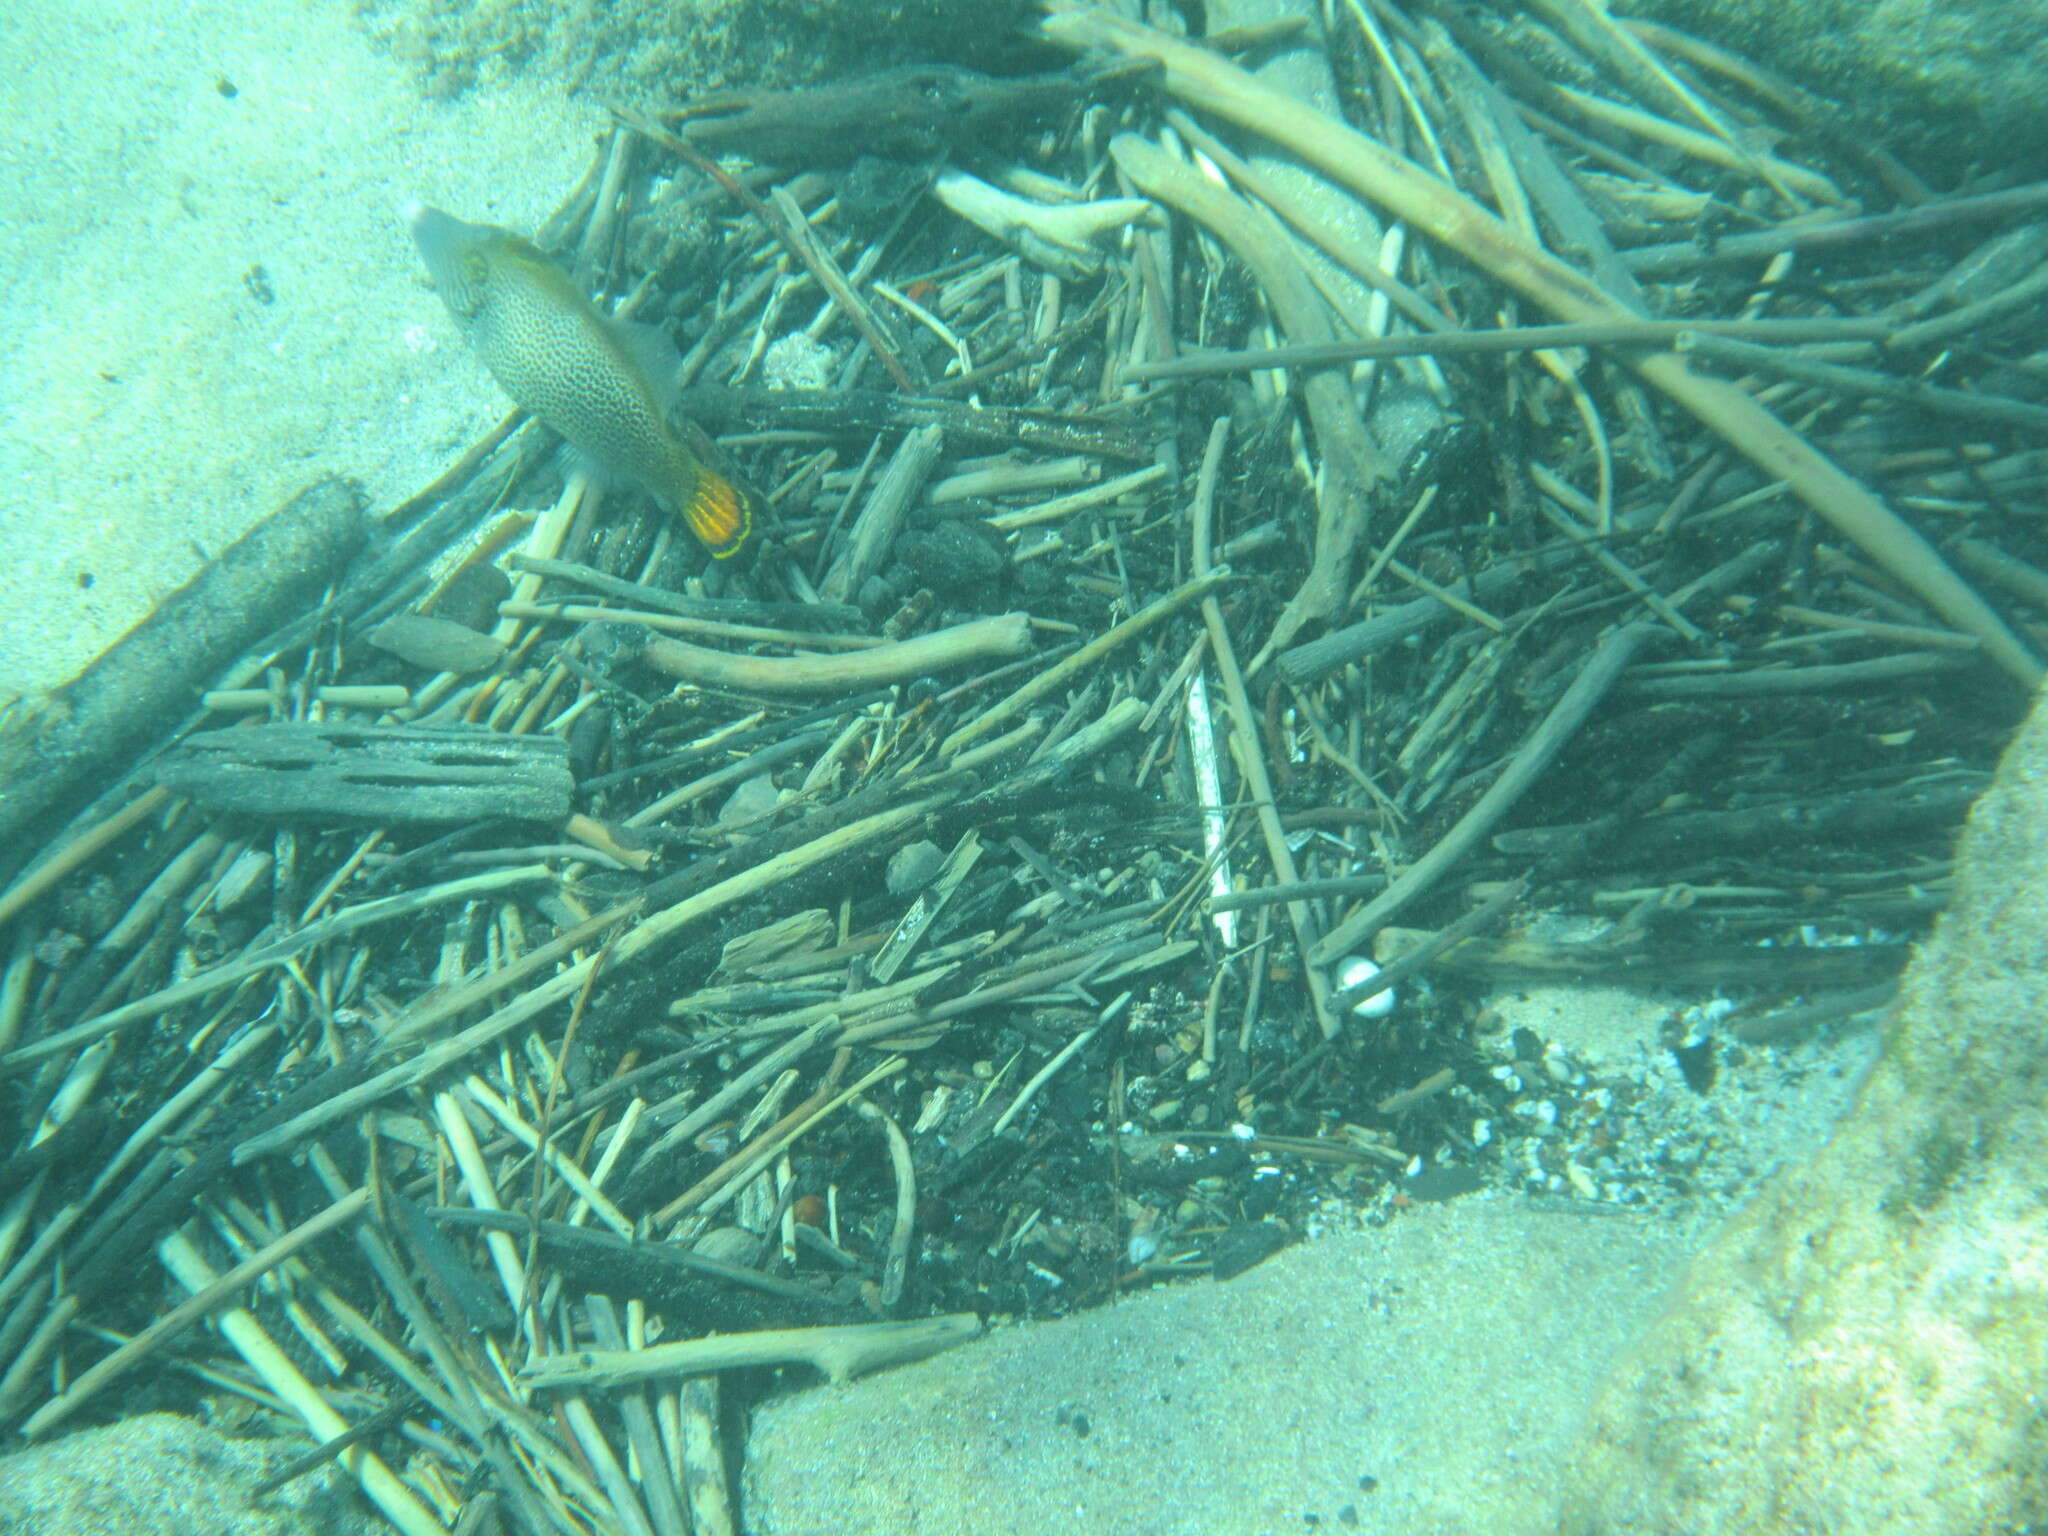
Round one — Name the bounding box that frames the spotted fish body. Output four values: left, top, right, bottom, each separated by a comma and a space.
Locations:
405, 201, 751, 558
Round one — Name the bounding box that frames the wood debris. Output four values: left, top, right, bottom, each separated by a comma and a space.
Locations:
0, 8, 2040, 1532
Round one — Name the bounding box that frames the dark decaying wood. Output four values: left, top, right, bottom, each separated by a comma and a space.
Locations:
0, 479, 368, 885
153, 724, 575, 823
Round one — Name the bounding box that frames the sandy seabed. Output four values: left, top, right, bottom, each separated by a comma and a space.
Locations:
0, 0, 603, 700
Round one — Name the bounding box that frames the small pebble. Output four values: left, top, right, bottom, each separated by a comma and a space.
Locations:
717, 773, 784, 827
368, 613, 505, 674
693, 1226, 757, 1263
886, 840, 944, 895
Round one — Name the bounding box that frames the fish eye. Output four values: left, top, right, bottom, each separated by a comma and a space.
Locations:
462, 253, 489, 285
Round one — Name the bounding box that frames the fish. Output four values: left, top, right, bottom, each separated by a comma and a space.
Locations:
405, 200, 752, 559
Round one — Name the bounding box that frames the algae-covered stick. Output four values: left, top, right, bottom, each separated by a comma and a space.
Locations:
406, 201, 753, 558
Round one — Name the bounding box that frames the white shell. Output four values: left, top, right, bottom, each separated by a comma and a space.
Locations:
1334, 955, 1397, 1018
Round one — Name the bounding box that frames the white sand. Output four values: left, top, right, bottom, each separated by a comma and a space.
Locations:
0, 0, 603, 700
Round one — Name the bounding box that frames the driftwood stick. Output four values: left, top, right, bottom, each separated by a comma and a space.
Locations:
1038, 4, 2040, 687
822, 424, 946, 603
642, 614, 1032, 696
1187, 418, 1338, 1037
586, 1296, 689, 1536
154, 1228, 448, 1536
154, 724, 575, 824
616, 105, 918, 393
0, 479, 367, 885
0, 787, 171, 931
232, 797, 943, 1162
941, 568, 1229, 755
1118, 314, 1890, 381
4, 864, 556, 1070
1311, 623, 1664, 964
22, 1187, 370, 1438
1109, 133, 1384, 655
522, 1314, 981, 1390
680, 1377, 736, 1536
1330, 875, 1529, 1013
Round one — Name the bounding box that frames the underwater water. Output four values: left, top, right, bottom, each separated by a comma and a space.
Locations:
3, 1, 2045, 1534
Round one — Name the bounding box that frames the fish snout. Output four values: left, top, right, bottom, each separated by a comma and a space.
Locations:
404, 201, 485, 315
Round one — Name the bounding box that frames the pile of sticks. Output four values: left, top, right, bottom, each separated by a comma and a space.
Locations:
3, 1, 2044, 1530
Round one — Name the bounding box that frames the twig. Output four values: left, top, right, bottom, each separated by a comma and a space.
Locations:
0, 786, 171, 931
21, 1187, 370, 1438
521, 1314, 981, 1390
1038, 6, 2040, 686
560, 1388, 657, 1536
1621, 179, 2048, 276
154, 1227, 447, 1536
640, 613, 1034, 695
615, 104, 917, 394
990, 1024, 1098, 1138
859, 1100, 917, 1307
585, 1295, 688, 1536
1678, 330, 2048, 433
5, 865, 557, 1069
1278, 554, 1564, 686
1209, 873, 1386, 913
430, 1209, 844, 1313
658, 1055, 904, 1224
1621, 651, 1970, 697
503, 600, 885, 649
1311, 623, 1665, 963
435, 1088, 530, 1331
506, 555, 864, 628
1186, 417, 1339, 1036
1329, 875, 1530, 1012
1117, 315, 1889, 381
1731, 982, 1899, 1044
675, 383, 1154, 462
248, 1394, 419, 1500
235, 794, 946, 1162
940, 568, 1229, 756
820, 425, 946, 602
1109, 131, 1386, 655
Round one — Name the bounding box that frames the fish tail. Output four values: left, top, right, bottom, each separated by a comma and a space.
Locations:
676, 461, 754, 559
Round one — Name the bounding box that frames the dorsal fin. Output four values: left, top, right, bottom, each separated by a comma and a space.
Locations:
609, 316, 683, 409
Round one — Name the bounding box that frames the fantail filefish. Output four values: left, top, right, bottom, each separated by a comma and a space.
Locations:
405, 201, 753, 559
